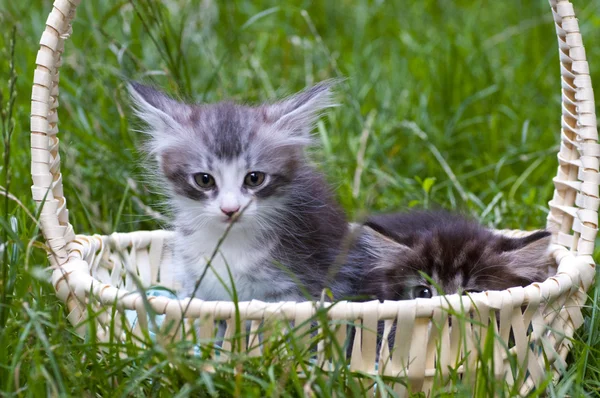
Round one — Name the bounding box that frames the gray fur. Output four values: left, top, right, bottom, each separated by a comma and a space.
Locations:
129, 81, 356, 302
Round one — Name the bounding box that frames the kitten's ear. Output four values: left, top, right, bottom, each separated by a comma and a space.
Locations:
499, 230, 552, 282
265, 80, 338, 142
128, 82, 190, 143
364, 216, 412, 246
359, 225, 414, 262
498, 230, 551, 252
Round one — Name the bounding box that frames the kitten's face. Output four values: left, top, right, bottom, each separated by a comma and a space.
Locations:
362, 218, 552, 300
129, 82, 335, 230
156, 103, 295, 228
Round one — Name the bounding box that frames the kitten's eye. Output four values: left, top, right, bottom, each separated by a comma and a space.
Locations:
412, 285, 432, 299
193, 173, 215, 189
244, 171, 266, 187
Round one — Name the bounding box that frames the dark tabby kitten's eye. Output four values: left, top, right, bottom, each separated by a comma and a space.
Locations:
193, 173, 215, 189
244, 171, 266, 187
412, 285, 433, 299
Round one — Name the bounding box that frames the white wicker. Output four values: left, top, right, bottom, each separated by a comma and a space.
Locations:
30, 0, 597, 395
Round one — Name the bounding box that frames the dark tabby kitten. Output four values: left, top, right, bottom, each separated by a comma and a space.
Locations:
353, 211, 553, 300
129, 81, 355, 302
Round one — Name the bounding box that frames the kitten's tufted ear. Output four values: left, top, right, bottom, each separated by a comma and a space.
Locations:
364, 216, 414, 246
128, 82, 192, 150
499, 231, 553, 283
265, 80, 338, 143
359, 225, 414, 268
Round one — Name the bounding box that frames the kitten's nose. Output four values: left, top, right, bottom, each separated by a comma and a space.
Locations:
220, 206, 240, 218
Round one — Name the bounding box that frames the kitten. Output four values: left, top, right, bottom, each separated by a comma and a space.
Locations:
353, 211, 553, 300
129, 81, 355, 302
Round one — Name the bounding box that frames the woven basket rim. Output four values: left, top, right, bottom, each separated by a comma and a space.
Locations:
57, 228, 593, 312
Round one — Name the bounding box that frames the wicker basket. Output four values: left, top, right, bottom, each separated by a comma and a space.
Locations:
31, 0, 597, 395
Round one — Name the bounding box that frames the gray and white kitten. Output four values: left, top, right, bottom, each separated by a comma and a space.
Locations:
351, 211, 553, 300
129, 81, 354, 302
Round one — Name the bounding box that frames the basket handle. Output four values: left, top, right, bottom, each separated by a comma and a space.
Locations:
30, 0, 80, 265
546, 0, 599, 256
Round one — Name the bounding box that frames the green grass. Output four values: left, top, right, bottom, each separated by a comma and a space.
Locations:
1, 0, 600, 396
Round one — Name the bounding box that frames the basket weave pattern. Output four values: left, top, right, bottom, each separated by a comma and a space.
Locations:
30, 0, 597, 395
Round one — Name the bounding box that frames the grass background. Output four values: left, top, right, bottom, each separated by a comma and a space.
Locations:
1, 0, 600, 396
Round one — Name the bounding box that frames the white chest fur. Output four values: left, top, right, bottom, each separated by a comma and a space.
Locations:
172, 227, 298, 302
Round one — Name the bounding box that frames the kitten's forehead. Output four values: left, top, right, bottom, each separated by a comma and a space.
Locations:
190, 102, 260, 160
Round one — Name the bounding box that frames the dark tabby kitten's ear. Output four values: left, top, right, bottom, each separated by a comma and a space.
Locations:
263, 80, 337, 143
358, 225, 413, 269
497, 231, 553, 283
